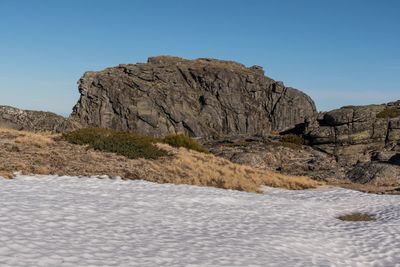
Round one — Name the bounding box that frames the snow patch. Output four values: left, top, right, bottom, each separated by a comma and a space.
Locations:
0, 175, 399, 266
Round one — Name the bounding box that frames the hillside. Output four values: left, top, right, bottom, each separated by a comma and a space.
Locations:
0, 128, 320, 192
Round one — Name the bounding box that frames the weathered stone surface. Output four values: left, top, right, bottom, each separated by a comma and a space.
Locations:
306, 105, 386, 147
305, 104, 400, 161
211, 101, 400, 191
70, 56, 317, 139
301, 102, 400, 186
208, 138, 344, 181
347, 162, 400, 186
0, 106, 78, 132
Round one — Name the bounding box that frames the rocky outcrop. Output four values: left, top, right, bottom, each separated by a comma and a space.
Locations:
304, 102, 400, 167
209, 138, 344, 181
70, 56, 316, 139
305, 104, 400, 161
347, 162, 400, 186
210, 102, 400, 192
301, 102, 400, 188
0, 106, 78, 132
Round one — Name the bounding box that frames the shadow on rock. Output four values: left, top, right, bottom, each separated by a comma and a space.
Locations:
389, 154, 400, 165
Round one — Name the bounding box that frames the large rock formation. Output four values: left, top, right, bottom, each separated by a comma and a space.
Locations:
70, 56, 316, 139
0, 106, 77, 132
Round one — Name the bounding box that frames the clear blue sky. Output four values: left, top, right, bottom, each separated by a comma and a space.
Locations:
1, 0, 399, 116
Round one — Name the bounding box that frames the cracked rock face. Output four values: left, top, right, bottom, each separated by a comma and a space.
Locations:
303, 103, 400, 186
70, 56, 316, 139
305, 104, 400, 162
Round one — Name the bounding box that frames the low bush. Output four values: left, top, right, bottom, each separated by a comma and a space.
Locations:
376, 107, 400, 119
162, 133, 208, 153
63, 128, 169, 160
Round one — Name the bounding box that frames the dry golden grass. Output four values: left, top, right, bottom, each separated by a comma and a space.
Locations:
15, 134, 54, 148
147, 144, 321, 192
0, 128, 54, 148
0, 127, 322, 192
33, 165, 51, 175
0, 170, 14, 179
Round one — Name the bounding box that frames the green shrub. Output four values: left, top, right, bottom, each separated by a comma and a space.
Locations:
376, 107, 400, 119
63, 128, 169, 160
162, 133, 208, 153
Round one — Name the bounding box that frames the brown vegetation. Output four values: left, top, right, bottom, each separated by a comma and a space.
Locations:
376, 107, 400, 119
337, 212, 376, 222
264, 134, 308, 150
15, 133, 54, 148
0, 128, 321, 192
0, 170, 13, 179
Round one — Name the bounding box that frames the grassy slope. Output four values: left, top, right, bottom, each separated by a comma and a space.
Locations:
0, 128, 321, 192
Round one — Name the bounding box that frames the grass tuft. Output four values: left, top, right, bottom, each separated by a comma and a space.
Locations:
162, 133, 208, 153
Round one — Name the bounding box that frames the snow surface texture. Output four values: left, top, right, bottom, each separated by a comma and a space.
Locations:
0, 175, 399, 267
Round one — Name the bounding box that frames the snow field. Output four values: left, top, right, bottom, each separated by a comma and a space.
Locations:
0, 175, 399, 267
